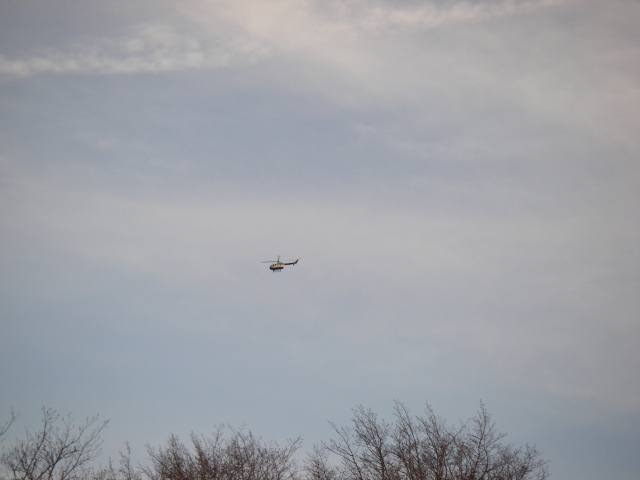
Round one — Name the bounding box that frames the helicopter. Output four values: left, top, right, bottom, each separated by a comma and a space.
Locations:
262, 255, 299, 272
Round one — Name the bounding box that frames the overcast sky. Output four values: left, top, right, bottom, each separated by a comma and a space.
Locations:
1, 1, 639, 479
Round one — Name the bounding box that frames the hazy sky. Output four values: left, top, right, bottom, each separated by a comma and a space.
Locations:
1, 1, 639, 479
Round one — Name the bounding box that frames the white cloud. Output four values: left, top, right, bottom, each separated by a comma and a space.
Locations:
178, 0, 639, 149
0, 23, 265, 78
3, 0, 637, 150
0, 0, 570, 78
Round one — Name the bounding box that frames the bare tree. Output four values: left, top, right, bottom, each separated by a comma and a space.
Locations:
2, 403, 548, 480
143, 426, 301, 480
311, 402, 549, 480
450, 402, 549, 480
95, 444, 141, 480
0, 408, 108, 480
321, 406, 399, 480
0, 411, 18, 444
303, 445, 337, 480
392, 402, 462, 480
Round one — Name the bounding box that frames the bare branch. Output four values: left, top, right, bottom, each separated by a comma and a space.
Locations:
0, 408, 108, 480
143, 425, 301, 480
316, 401, 549, 480
0, 410, 18, 443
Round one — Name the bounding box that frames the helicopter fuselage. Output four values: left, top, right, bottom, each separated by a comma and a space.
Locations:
263, 257, 298, 271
